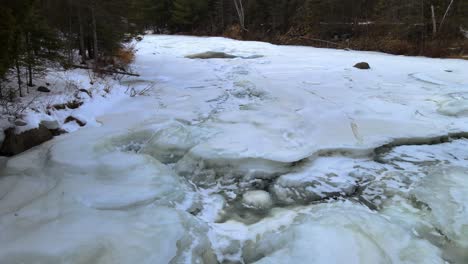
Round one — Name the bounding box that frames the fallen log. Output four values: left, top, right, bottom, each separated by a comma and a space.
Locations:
70, 65, 140, 77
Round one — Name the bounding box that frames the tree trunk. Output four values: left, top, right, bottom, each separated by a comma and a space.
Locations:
78, 6, 87, 63
67, 0, 74, 65
87, 36, 93, 61
91, 1, 99, 63
27, 63, 32, 91
26, 32, 33, 89
233, 0, 246, 31
439, 0, 454, 33
15, 58, 22, 97
431, 5, 437, 36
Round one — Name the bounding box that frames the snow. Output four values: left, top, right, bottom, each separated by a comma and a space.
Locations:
1, 35, 468, 263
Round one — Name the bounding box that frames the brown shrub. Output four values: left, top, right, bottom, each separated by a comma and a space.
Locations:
223, 25, 243, 40
380, 39, 415, 55
116, 47, 136, 65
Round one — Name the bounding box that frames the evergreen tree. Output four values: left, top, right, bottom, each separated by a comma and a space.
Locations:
171, 0, 209, 30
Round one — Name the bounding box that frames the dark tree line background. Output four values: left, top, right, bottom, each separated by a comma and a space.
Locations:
167, 0, 467, 56
1, 0, 467, 98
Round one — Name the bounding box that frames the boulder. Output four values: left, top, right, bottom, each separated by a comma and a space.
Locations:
52, 100, 83, 110
40, 120, 60, 130
37, 86, 51, 93
354, 62, 371, 70
64, 116, 86, 127
0, 125, 53, 156
14, 120, 28, 127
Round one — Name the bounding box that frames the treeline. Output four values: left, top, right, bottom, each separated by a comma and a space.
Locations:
0, 0, 144, 99
141, 0, 467, 56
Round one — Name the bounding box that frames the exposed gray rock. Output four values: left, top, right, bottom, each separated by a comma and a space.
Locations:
53, 100, 83, 110
0, 125, 53, 156
354, 62, 371, 70
40, 120, 60, 130
14, 120, 27, 127
37, 86, 51, 93
64, 116, 86, 127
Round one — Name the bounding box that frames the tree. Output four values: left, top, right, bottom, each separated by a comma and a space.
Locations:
233, 0, 246, 30
170, 0, 209, 31
0, 8, 16, 97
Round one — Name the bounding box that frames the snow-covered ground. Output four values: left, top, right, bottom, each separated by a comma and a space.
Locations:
1, 35, 468, 263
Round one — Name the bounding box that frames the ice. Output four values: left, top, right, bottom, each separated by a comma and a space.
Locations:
437, 93, 468, 117
0, 206, 211, 264
410, 72, 450, 85
2, 35, 468, 263
247, 201, 444, 264
413, 167, 468, 252
241, 190, 273, 210
0, 106, 210, 263
272, 157, 361, 204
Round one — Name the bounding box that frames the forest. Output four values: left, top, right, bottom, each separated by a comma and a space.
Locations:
0, 0, 467, 99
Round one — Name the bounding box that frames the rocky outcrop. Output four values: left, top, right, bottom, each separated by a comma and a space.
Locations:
0, 125, 53, 156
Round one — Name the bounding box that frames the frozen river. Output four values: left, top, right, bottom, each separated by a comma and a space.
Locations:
1, 35, 468, 263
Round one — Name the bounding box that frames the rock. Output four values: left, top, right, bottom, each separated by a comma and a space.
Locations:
0, 125, 53, 156
242, 190, 273, 211
78, 89, 92, 98
64, 116, 86, 127
14, 120, 28, 127
40, 120, 60, 130
186, 51, 237, 59
37, 86, 51, 93
354, 62, 371, 70
52, 100, 83, 110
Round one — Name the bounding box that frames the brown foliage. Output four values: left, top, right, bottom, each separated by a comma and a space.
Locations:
223, 25, 243, 40
116, 47, 136, 65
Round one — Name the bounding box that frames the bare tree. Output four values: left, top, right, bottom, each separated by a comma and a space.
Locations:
439, 0, 454, 33
431, 5, 437, 36
78, 5, 87, 63
233, 0, 246, 31
91, 0, 99, 62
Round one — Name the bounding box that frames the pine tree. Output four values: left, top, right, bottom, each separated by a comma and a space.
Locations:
171, 0, 209, 30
